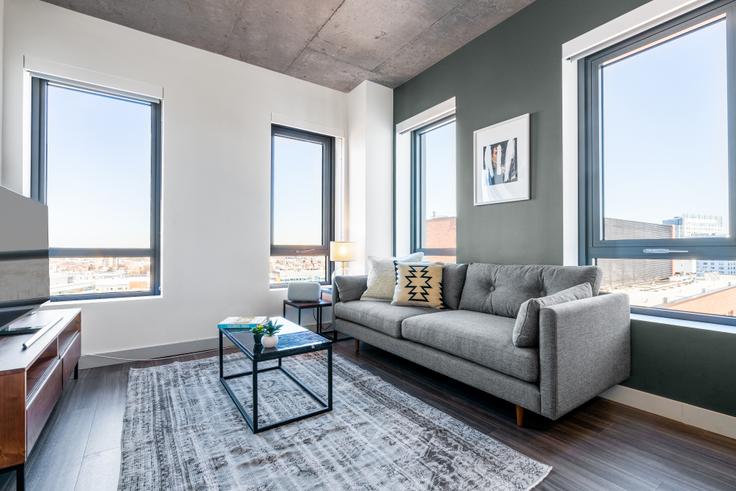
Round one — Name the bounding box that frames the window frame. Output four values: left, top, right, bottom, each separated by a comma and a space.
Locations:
580, 0, 736, 325
410, 115, 457, 258
270, 125, 334, 287
30, 77, 163, 301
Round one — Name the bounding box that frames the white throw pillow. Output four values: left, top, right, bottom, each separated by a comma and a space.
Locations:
361, 252, 424, 301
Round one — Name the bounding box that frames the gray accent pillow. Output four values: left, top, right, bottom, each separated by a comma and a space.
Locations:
512, 283, 593, 347
442, 263, 468, 310
361, 252, 424, 301
334, 276, 368, 303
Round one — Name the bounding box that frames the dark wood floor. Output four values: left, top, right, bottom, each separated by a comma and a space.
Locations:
2, 338, 736, 490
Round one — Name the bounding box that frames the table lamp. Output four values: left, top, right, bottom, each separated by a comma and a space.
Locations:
329, 241, 355, 277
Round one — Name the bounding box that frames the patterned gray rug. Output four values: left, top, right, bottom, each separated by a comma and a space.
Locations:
120, 352, 551, 490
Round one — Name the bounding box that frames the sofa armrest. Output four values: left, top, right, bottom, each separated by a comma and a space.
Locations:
538, 293, 630, 420
332, 275, 368, 304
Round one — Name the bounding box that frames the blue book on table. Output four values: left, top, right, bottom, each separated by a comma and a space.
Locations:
218, 316, 267, 329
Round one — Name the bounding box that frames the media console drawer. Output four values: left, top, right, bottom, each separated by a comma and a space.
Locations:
25, 360, 62, 454
61, 333, 81, 385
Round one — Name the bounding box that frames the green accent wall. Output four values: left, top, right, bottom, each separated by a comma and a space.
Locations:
394, 0, 736, 417
628, 318, 736, 416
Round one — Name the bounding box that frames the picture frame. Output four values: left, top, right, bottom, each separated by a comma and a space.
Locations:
473, 113, 530, 206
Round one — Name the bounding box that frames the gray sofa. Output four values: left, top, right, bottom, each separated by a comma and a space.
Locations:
332, 263, 630, 425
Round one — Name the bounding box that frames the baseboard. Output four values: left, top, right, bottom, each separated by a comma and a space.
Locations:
79, 319, 324, 369
79, 336, 220, 369
600, 385, 736, 440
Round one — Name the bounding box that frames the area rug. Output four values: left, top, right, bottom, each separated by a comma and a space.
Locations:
119, 352, 551, 490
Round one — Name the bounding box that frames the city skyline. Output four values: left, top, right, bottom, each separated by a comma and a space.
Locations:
600, 212, 736, 318
50, 257, 150, 296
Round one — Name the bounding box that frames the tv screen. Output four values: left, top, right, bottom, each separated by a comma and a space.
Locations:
0, 186, 50, 309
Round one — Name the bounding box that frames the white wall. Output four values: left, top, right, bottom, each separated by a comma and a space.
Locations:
364, 82, 394, 260
1, 0, 349, 356
0, 0, 4, 182
347, 83, 367, 271
347, 81, 393, 272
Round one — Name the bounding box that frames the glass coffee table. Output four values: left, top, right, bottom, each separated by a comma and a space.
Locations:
218, 317, 332, 433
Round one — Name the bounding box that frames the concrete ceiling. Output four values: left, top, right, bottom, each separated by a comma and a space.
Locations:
42, 0, 534, 92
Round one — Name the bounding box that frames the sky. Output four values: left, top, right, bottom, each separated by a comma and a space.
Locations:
422, 120, 456, 220
601, 18, 729, 237
46, 84, 152, 249
272, 136, 324, 245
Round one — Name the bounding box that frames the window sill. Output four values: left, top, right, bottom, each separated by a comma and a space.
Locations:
269, 283, 331, 291
43, 294, 163, 307
631, 313, 736, 334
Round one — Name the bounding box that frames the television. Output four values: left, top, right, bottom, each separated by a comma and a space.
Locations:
0, 185, 51, 330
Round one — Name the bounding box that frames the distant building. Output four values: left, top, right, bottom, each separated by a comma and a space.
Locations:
661, 214, 734, 275
606, 217, 673, 240
662, 213, 725, 238
697, 259, 736, 275
425, 216, 456, 249
673, 259, 696, 274
598, 218, 674, 289
667, 285, 736, 317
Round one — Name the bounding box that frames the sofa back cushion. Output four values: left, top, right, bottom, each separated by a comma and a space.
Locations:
458, 264, 602, 318
442, 263, 468, 310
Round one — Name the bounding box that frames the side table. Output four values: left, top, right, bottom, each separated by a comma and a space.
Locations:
283, 299, 335, 340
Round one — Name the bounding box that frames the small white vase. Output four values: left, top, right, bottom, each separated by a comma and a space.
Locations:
262, 334, 279, 348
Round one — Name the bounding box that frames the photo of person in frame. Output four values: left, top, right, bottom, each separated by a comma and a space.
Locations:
482, 138, 518, 187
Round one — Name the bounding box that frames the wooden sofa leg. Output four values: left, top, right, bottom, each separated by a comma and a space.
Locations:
354, 339, 360, 354
515, 405, 525, 427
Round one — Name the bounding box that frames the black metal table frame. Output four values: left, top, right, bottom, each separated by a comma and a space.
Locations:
282, 300, 332, 339
218, 328, 333, 433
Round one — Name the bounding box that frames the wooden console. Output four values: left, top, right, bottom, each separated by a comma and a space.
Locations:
0, 309, 81, 490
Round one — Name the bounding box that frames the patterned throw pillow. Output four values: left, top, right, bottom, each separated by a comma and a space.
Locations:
361, 252, 424, 301
391, 262, 444, 309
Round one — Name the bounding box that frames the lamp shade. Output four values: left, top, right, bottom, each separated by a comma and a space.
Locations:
329, 241, 355, 262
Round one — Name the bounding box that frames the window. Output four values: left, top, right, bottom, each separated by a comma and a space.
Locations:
581, 1, 736, 324
411, 116, 456, 262
270, 125, 333, 286
31, 78, 162, 300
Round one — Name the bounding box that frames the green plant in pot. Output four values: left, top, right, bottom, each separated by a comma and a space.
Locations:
261, 318, 283, 348
251, 323, 266, 346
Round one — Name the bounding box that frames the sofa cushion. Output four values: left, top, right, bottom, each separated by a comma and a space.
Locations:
442, 263, 468, 310
458, 264, 602, 318
334, 301, 436, 338
513, 283, 593, 347
401, 310, 539, 383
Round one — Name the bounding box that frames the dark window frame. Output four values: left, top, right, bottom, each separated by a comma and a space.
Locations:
580, 0, 736, 325
30, 77, 162, 302
270, 125, 334, 287
410, 115, 457, 258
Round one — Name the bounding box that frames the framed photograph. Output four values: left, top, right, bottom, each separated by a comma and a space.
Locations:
473, 113, 530, 206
